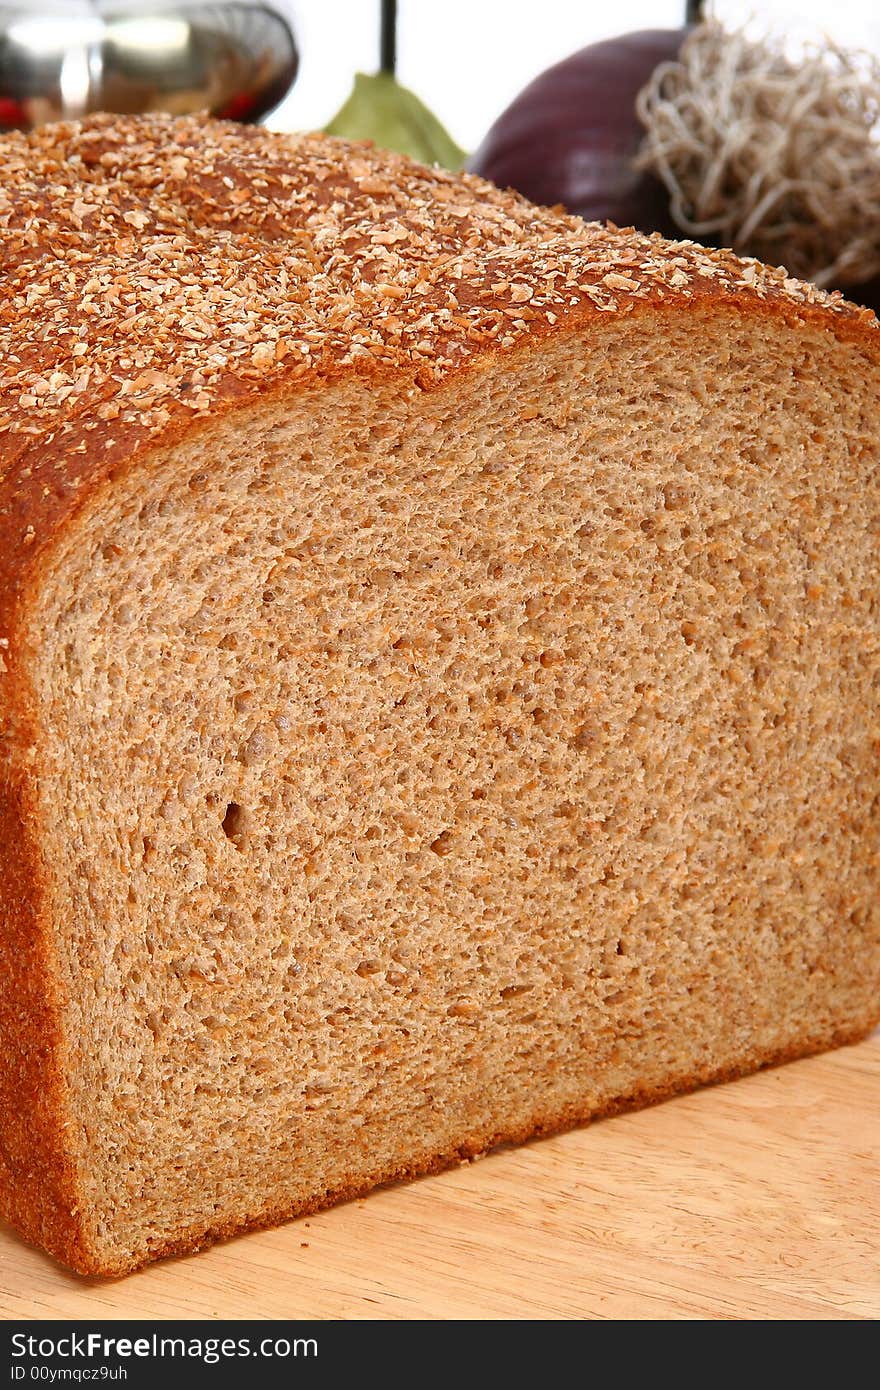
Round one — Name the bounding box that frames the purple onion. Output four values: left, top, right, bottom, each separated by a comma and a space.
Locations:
470, 30, 687, 236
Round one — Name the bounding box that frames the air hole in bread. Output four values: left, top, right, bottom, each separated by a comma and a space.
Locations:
221, 802, 248, 847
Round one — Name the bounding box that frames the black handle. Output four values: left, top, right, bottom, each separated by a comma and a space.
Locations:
380, 0, 397, 75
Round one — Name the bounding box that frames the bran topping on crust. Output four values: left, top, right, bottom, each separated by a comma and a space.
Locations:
0, 113, 875, 550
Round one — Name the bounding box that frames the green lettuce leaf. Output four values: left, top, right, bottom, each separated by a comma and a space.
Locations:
325, 72, 465, 171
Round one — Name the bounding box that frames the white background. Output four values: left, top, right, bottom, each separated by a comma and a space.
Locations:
267, 1, 880, 153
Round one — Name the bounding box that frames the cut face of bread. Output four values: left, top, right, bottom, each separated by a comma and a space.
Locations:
19, 307, 880, 1274
1, 115, 878, 1277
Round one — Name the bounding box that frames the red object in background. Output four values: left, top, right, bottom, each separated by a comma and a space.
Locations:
0, 95, 27, 130
470, 30, 686, 237
217, 91, 262, 122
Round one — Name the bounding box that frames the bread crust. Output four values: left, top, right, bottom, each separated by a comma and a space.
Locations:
33, 1015, 879, 1278
0, 658, 87, 1271
1, 114, 878, 1276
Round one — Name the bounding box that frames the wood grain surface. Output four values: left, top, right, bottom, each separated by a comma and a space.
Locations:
2, 1031, 878, 1321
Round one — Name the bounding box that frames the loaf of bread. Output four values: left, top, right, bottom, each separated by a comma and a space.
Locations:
1, 114, 878, 1276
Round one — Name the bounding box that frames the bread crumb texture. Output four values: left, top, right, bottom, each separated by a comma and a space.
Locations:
0, 116, 878, 1275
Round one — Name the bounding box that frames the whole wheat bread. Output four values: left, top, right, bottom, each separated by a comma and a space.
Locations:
1, 115, 878, 1276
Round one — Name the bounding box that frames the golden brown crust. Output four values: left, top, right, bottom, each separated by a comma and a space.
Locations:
0, 659, 86, 1272
39, 1014, 879, 1279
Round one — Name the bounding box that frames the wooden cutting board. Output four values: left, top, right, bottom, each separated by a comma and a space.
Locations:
2, 1031, 878, 1321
